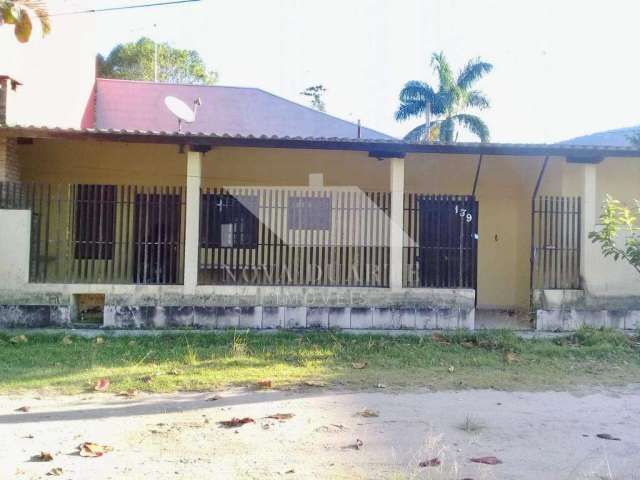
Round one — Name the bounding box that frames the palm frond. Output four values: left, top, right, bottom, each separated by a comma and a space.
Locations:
457, 57, 492, 90
452, 113, 490, 142
402, 120, 442, 143
466, 90, 490, 110
398, 80, 433, 103
439, 117, 455, 143
431, 51, 455, 91
395, 100, 426, 122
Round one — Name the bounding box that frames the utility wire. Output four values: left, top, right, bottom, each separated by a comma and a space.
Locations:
50, 0, 201, 16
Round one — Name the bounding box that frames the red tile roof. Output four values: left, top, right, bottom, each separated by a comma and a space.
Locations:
95, 78, 393, 140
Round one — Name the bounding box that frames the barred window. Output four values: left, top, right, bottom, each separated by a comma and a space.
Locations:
200, 194, 259, 248
74, 184, 116, 260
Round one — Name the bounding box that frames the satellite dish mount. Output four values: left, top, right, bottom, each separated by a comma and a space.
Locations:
164, 96, 202, 132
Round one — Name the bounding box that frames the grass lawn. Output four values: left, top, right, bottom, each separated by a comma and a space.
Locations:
0, 328, 639, 394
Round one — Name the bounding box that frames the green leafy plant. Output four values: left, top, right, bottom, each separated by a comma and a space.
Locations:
395, 52, 492, 143
97, 37, 218, 85
0, 0, 50, 43
589, 194, 640, 275
300, 84, 327, 112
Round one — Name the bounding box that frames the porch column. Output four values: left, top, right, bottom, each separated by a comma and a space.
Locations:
389, 158, 405, 289
184, 149, 202, 294
580, 164, 597, 290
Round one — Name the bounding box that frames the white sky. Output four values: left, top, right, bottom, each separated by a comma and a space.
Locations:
87, 0, 640, 142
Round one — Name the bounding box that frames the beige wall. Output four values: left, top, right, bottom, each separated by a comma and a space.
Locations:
14, 138, 640, 308
0, 209, 30, 284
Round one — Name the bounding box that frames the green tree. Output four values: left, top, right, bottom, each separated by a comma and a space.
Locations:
589, 195, 640, 275
395, 52, 492, 143
0, 0, 50, 43
300, 85, 327, 112
627, 130, 640, 148
97, 37, 218, 85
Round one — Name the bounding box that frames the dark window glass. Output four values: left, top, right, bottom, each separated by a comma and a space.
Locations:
200, 193, 259, 248
74, 184, 116, 260
288, 196, 331, 230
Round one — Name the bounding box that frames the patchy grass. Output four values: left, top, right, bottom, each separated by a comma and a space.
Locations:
0, 327, 639, 394
457, 414, 485, 434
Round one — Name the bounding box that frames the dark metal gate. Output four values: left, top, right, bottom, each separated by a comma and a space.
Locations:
531, 196, 581, 289
413, 195, 478, 288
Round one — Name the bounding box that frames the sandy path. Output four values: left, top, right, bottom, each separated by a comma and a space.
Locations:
1, 386, 639, 479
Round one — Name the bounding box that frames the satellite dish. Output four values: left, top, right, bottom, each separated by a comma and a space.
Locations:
164, 96, 199, 132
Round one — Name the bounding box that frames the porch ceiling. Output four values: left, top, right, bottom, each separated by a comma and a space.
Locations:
2, 125, 640, 159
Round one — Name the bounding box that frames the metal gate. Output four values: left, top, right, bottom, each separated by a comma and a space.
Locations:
531, 196, 581, 289
415, 195, 479, 288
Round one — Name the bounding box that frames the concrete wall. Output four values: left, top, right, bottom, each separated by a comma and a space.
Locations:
0, 209, 30, 284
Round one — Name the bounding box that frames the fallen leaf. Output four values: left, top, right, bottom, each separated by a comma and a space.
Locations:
10, 335, 28, 344
141, 375, 154, 384
285, 469, 295, 474
15, 406, 30, 413
419, 458, 441, 467
431, 333, 450, 344
351, 362, 368, 369
470, 456, 502, 465
24, 434, 34, 439
116, 389, 138, 398
95, 337, 105, 345
356, 408, 379, 418
78, 442, 113, 457
266, 413, 294, 421
352, 438, 364, 450
47, 467, 63, 476
596, 433, 621, 441
94, 378, 110, 392
33, 452, 53, 462
303, 380, 327, 387
218, 417, 255, 428
375, 383, 387, 389
62, 336, 73, 345
256, 380, 272, 389
207, 395, 222, 401
504, 352, 519, 363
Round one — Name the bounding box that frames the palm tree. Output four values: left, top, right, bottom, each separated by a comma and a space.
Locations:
395, 52, 492, 143
1, 0, 51, 43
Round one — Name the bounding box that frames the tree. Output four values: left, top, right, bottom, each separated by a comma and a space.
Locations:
0, 0, 50, 43
589, 195, 640, 275
627, 130, 640, 148
395, 52, 492, 143
300, 85, 327, 112
97, 37, 218, 85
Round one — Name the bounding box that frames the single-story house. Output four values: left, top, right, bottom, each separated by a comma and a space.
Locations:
1, 17, 639, 331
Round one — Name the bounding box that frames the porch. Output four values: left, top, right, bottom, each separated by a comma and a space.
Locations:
0, 127, 638, 330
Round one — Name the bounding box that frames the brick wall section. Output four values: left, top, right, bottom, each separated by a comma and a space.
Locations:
0, 138, 20, 183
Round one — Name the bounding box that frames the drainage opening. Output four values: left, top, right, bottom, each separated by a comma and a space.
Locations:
73, 294, 105, 326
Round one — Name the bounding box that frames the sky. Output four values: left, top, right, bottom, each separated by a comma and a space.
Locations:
76, 0, 640, 142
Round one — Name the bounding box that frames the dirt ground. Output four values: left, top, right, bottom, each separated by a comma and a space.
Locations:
1, 386, 640, 480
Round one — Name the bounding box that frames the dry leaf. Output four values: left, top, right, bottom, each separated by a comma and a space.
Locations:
375, 383, 387, 389
10, 335, 28, 344
94, 378, 110, 392
78, 442, 113, 457
141, 375, 154, 384
168, 368, 183, 376
351, 362, 368, 369
419, 458, 441, 467
431, 333, 450, 345
95, 337, 105, 345
207, 395, 222, 401
303, 380, 326, 387
596, 433, 621, 441
266, 413, 294, 421
62, 336, 73, 345
15, 406, 30, 412
504, 352, 519, 363
116, 389, 138, 398
47, 467, 63, 476
218, 417, 255, 428
356, 408, 379, 418
34, 452, 53, 462
470, 456, 502, 465
256, 380, 272, 389
285, 469, 295, 474
351, 438, 364, 450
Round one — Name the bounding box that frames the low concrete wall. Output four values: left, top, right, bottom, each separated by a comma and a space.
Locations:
534, 289, 640, 331
0, 286, 475, 330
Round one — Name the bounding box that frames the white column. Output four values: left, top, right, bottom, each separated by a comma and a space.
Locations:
184, 149, 202, 293
581, 164, 597, 290
389, 158, 405, 290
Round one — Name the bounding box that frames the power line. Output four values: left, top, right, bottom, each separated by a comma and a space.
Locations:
50, 0, 201, 17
